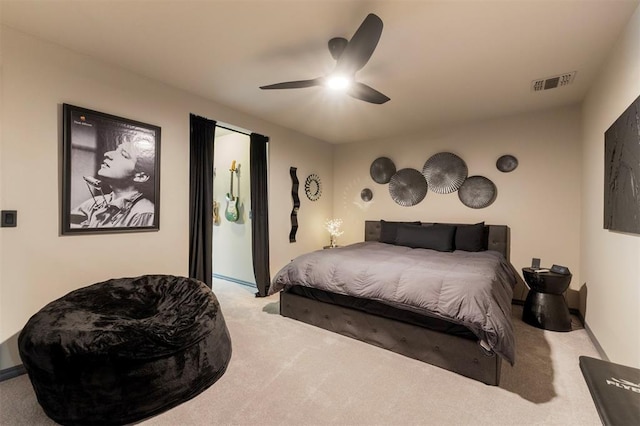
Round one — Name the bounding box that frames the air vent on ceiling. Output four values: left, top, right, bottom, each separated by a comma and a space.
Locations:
531, 71, 576, 92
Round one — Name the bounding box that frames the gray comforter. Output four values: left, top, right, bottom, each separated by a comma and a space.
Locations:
270, 242, 518, 364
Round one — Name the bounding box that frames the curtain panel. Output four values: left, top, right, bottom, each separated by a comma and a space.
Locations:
250, 133, 271, 297
189, 114, 216, 288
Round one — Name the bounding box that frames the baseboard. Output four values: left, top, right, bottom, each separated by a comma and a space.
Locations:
583, 321, 609, 362
0, 364, 26, 382
512, 299, 607, 361
213, 273, 256, 289
572, 308, 585, 326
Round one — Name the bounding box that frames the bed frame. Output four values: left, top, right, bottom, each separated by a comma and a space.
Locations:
279, 221, 512, 385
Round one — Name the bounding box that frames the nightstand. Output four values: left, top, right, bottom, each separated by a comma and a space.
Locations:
522, 267, 572, 332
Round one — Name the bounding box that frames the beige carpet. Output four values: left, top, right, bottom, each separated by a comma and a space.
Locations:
0, 278, 602, 425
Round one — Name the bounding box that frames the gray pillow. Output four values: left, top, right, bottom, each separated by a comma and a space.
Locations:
454, 222, 487, 252
395, 224, 456, 252
379, 220, 421, 244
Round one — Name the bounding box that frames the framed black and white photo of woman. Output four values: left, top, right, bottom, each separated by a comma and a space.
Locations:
61, 104, 161, 235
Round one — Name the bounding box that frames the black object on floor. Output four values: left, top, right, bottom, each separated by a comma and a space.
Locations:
18, 275, 232, 426
522, 267, 572, 331
579, 356, 640, 426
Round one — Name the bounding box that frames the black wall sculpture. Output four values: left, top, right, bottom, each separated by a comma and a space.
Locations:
389, 168, 428, 206
422, 152, 468, 194
496, 155, 518, 173
370, 151, 508, 209
458, 176, 497, 209
370, 157, 396, 184
289, 167, 300, 242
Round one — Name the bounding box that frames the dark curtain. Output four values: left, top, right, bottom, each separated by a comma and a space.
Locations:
189, 114, 216, 288
250, 133, 271, 297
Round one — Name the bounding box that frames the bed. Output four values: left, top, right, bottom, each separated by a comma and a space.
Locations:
269, 220, 519, 385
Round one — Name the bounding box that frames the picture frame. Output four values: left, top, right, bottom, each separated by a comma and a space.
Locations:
603, 95, 640, 235
62, 104, 161, 235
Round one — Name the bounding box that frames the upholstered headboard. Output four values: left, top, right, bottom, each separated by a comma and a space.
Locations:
364, 221, 511, 261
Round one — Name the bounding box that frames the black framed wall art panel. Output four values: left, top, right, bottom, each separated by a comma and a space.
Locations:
604, 95, 640, 235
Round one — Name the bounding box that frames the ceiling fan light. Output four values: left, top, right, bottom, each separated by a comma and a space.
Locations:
326, 75, 351, 91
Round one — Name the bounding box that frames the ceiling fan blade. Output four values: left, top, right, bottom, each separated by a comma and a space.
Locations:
260, 78, 323, 90
347, 82, 390, 104
335, 13, 383, 74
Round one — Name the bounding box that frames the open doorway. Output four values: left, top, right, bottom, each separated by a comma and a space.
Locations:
212, 125, 255, 288
189, 114, 270, 295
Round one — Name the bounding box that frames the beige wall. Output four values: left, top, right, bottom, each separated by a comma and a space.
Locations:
581, 5, 640, 368
0, 26, 333, 370
333, 106, 583, 304
264, 135, 334, 270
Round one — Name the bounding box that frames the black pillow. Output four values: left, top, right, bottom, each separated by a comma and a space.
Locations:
379, 220, 421, 244
395, 224, 456, 252
454, 222, 487, 252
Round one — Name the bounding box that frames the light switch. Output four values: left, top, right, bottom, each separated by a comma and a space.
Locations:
1, 210, 17, 227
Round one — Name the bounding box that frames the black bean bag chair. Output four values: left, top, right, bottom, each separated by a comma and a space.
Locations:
18, 275, 232, 426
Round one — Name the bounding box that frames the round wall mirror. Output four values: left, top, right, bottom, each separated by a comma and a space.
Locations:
305, 174, 322, 201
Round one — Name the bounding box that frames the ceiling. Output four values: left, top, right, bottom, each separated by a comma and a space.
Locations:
1, 0, 638, 144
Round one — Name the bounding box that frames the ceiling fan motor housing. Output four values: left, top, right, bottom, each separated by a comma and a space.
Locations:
329, 37, 348, 60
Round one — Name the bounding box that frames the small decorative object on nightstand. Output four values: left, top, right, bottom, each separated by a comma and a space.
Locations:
522, 267, 572, 332
324, 218, 344, 248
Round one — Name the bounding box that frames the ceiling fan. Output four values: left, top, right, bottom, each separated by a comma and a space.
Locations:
260, 13, 390, 105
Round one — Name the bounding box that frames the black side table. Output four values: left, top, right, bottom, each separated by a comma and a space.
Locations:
522, 267, 572, 332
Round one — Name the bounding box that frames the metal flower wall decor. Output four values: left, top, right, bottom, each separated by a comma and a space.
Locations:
368, 151, 509, 209
304, 174, 322, 201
